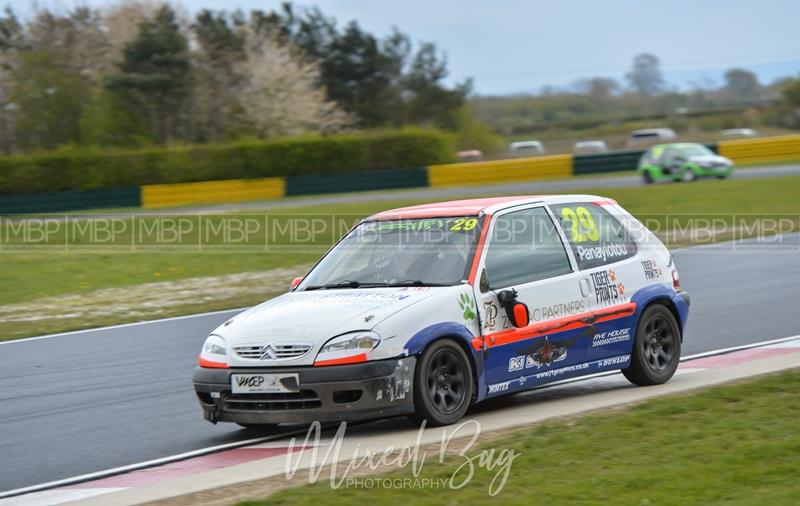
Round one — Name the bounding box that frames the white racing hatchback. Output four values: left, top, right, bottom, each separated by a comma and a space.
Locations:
193, 195, 690, 428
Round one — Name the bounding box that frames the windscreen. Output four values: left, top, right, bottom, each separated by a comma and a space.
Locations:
680, 144, 714, 156
300, 216, 483, 289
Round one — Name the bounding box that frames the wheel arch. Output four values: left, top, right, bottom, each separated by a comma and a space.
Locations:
403, 322, 485, 402
641, 297, 683, 341
631, 286, 688, 341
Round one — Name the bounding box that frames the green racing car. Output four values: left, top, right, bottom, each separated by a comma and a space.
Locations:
637, 143, 733, 183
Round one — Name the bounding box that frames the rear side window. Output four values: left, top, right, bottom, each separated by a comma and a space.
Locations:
550, 203, 637, 269
484, 207, 572, 288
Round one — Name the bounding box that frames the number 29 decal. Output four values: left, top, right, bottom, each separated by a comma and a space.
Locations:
450, 218, 478, 231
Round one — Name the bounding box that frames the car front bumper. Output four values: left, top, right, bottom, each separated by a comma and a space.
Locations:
192, 356, 416, 425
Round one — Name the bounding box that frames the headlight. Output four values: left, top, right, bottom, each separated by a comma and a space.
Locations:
204, 337, 226, 355
315, 331, 380, 366
199, 335, 228, 368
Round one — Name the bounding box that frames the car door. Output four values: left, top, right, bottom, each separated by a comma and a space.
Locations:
472, 204, 590, 390
661, 147, 680, 174
549, 201, 642, 366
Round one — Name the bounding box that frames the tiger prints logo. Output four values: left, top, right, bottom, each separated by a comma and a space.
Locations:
641, 260, 663, 280
590, 270, 625, 306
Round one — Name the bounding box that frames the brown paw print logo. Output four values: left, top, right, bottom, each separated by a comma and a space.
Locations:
608, 270, 616, 281
618, 283, 625, 295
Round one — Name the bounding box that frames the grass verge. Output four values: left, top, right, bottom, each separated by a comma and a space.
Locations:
238, 369, 800, 506
1, 175, 798, 340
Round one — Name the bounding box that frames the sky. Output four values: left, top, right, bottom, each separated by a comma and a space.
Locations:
15, 0, 800, 95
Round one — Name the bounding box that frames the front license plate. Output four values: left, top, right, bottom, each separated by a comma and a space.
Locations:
231, 373, 300, 394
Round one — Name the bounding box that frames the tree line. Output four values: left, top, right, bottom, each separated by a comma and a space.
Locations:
473, 53, 800, 136
0, 2, 470, 154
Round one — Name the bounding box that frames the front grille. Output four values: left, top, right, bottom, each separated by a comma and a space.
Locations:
233, 343, 312, 361
223, 390, 321, 411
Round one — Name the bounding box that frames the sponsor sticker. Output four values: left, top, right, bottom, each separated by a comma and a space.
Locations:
488, 382, 510, 394
597, 355, 630, 368
508, 356, 525, 372
590, 269, 625, 306
483, 301, 503, 331
592, 327, 632, 347
641, 259, 663, 280
530, 300, 586, 322
518, 336, 578, 369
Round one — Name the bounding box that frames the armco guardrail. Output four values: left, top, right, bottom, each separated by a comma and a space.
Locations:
573, 149, 645, 175
141, 177, 285, 209
718, 134, 800, 164
428, 154, 571, 187
3, 135, 799, 214
0, 187, 141, 214
285, 167, 428, 196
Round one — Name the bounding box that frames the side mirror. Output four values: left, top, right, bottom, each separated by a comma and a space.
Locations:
511, 302, 530, 328
290, 276, 303, 290
496, 289, 530, 328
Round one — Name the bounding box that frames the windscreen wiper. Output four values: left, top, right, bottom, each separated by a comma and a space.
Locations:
304, 280, 362, 291
386, 280, 451, 287
304, 279, 450, 290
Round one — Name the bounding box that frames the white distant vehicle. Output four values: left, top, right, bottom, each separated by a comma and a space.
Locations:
720, 128, 758, 139
509, 140, 546, 156
627, 128, 677, 147
456, 149, 483, 162
574, 140, 608, 154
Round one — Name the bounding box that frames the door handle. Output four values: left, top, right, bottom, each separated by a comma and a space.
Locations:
579, 278, 590, 297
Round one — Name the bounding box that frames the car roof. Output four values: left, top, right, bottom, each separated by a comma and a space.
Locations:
651, 142, 706, 150
510, 141, 542, 148
367, 194, 614, 221
632, 128, 674, 135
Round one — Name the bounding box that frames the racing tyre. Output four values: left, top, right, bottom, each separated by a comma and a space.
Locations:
410, 339, 473, 426
681, 168, 697, 182
716, 175, 728, 179
642, 171, 653, 184
623, 304, 681, 386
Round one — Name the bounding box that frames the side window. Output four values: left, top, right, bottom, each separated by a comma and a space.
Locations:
650, 146, 664, 163
551, 203, 638, 270
484, 207, 572, 288
662, 148, 678, 166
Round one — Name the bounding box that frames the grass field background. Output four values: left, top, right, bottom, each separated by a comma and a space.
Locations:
1, 175, 799, 339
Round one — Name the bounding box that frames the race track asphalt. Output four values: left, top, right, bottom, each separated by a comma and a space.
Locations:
1, 234, 799, 492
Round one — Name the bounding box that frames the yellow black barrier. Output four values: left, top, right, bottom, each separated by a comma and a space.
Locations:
718, 134, 800, 165
428, 154, 572, 188
141, 177, 285, 209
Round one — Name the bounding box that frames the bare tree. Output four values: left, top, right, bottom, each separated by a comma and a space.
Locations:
626, 53, 664, 96
26, 7, 112, 83
235, 27, 351, 138
723, 68, 760, 102
0, 8, 22, 153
